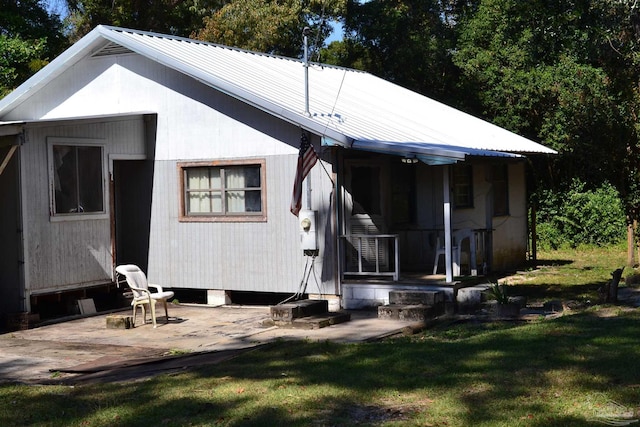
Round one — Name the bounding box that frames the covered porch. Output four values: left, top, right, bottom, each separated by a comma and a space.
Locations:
329, 140, 528, 309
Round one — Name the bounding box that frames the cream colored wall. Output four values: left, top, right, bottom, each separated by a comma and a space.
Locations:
421, 161, 528, 272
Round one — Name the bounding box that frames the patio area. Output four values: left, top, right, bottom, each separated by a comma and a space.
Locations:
0, 303, 423, 385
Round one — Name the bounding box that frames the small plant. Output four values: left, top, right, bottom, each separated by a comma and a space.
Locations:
166, 348, 190, 356
487, 282, 510, 304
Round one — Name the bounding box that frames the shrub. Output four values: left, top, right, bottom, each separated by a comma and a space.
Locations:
533, 180, 626, 249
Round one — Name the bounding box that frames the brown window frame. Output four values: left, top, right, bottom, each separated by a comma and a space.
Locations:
178, 159, 267, 223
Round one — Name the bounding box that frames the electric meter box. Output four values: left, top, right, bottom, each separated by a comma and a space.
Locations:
299, 210, 318, 251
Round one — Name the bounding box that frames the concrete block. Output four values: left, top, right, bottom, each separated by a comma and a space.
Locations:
207, 290, 231, 306
457, 287, 484, 312
309, 294, 341, 312
270, 299, 328, 321
389, 290, 444, 306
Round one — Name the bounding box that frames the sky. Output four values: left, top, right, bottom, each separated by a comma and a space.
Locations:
46, 0, 68, 17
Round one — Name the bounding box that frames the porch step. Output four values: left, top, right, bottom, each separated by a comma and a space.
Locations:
381, 290, 446, 320
270, 299, 329, 321
269, 299, 350, 329
269, 312, 352, 329
389, 290, 445, 306
378, 304, 440, 321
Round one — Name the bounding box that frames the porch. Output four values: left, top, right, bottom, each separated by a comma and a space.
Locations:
339, 229, 491, 309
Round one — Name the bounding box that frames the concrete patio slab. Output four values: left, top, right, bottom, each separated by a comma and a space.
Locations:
0, 304, 424, 384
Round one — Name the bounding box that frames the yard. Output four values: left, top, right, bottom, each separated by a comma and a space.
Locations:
1, 245, 639, 427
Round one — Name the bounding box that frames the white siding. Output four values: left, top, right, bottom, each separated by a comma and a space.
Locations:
22, 117, 147, 293
8, 55, 299, 160
146, 152, 336, 294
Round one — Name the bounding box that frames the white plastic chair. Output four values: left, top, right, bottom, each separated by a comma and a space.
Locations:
432, 236, 460, 276
115, 264, 174, 328
432, 229, 477, 276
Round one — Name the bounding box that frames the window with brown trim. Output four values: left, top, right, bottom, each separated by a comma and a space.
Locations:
179, 159, 266, 222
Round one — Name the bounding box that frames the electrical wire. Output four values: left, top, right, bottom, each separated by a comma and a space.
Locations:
277, 254, 316, 305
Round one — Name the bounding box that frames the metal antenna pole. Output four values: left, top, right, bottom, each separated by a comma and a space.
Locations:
303, 27, 310, 116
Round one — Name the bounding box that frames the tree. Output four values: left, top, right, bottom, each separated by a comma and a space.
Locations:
452, 0, 640, 259
0, 0, 67, 96
193, 0, 344, 57
338, 0, 459, 104
64, 0, 225, 41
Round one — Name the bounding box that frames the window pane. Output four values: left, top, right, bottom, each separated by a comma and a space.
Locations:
53, 145, 104, 214
244, 190, 262, 212
77, 146, 103, 212
225, 168, 245, 189
453, 165, 473, 209
492, 164, 509, 216
226, 190, 246, 213
244, 166, 261, 188
53, 145, 78, 213
189, 191, 211, 213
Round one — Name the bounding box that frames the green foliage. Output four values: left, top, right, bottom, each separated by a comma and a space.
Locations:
193, 0, 344, 57
486, 282, 509, 304
453, 0, 640, 226
0, 0, 67, 95
0, 36, 45, 97
65, 0, 226, 40
340, 0, 458, 103
534, 180, 626, 249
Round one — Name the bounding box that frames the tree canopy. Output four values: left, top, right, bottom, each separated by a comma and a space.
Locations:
193, 0, 344, 57
452, 0, 640, 221
0, 0, 67, 97
64, 0, 225, 40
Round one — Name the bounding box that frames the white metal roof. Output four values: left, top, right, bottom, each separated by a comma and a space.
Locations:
0, 25, 556, 162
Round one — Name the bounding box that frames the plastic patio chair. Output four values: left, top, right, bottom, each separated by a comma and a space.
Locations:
115, 264, 174, 328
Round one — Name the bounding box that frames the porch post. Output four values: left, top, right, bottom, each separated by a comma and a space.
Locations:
442, 166, 454, 283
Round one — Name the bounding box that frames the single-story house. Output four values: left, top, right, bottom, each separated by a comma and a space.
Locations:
0, 25, 555, 317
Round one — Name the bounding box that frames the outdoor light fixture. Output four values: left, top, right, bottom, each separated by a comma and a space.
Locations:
401, 157, 418, 164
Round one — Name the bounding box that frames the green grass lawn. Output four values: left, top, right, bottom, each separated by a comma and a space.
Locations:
1, 246, 639, 427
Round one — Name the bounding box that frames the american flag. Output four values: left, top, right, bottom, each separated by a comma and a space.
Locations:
290, 134, 318, 216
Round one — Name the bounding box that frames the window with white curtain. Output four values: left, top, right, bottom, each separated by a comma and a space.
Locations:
179, 159, 266, 222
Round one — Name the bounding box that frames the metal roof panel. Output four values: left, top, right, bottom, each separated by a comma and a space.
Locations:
0, 25, 557, 158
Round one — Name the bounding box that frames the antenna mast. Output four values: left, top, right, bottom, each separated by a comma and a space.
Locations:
303, 27, 311, 116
